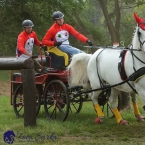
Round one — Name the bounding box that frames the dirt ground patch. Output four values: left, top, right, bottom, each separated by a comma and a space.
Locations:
0, 82, 10, 96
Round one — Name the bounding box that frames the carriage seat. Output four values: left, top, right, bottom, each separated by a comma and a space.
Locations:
44, 46, 69, 69
12, 72, 41, 81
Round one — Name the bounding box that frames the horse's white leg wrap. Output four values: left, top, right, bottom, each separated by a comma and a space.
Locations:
113, 108, 123, 124
95, 104, 104, 117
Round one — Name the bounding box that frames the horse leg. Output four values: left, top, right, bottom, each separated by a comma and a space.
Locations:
130, 92, 145, 122
91, 91, 105, 124
109, 88, 128, 125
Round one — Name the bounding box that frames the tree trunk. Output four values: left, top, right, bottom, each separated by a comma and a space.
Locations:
97, 0, 120, 43
118, 92, 131, 111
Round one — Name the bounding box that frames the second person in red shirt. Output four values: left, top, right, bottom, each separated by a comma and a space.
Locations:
42, 11, 93, 55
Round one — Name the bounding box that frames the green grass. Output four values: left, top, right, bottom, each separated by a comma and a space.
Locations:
0, 96, 145, 145
0, 70, 10, 81
0, 71, 145, 144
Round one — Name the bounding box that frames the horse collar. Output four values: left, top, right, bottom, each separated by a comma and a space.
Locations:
118, 50, 128, 80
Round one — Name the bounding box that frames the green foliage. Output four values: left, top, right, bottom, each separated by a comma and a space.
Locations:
120, 13, 135, 46
124, 0, 145, 5
0, 0, 145, 55
0, 0, 101, 56
120, 2, 145, 46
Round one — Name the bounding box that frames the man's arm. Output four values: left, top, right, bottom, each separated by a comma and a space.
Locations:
67, 24, 93, 46
34, 32, 41, 46
67, 24, 88, 43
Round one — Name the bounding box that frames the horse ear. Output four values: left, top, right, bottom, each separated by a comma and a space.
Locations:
134, 12, 144, 24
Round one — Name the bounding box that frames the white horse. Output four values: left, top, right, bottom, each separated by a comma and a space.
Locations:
68, 12, 145, 125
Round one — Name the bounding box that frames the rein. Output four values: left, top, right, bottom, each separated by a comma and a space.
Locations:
131, 50, 145, 64
78, 67, 145, 94
84, 45, 141, 51
76, 78, 131, 95
95, 49, 106, 89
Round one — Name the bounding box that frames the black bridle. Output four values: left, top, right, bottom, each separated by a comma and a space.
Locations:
131, 25, 145, 71
137, 23, 145, 49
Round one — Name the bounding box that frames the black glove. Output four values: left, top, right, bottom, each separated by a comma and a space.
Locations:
87, 39, 93, 46
31, 55, 38, 59
42, 46, 47, 51
54, 41, 62, 47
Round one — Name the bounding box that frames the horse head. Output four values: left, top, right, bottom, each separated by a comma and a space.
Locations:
134, 12, 145, 51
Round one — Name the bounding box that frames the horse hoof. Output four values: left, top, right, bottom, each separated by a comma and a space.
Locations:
94, 118, 103, 124
136, 115, 145, 122
119, 120, 129, 125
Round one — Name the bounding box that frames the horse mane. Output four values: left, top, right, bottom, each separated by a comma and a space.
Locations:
131, 25, 140, 49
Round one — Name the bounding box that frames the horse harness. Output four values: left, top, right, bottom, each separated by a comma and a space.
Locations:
118, 48, 145, 93
118, 25, 145, 85
118, 49, 145, 82
95, 47, 145, 94
72, 48, 145, 106
137, 23, 145, 49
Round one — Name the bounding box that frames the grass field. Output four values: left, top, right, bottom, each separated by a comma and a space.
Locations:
0, 96, 145, 145
0, 70, 10, 82
0, 71, 145, 145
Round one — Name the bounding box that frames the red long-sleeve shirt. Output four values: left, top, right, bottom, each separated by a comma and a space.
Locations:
42, 23, 88, 46
16, 31, 41, 57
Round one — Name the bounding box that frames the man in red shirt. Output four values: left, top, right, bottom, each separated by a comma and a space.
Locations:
16, 19, 42, 59
42, 11, 93, 55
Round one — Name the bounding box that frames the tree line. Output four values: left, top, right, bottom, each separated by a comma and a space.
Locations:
0, 0, 145, 56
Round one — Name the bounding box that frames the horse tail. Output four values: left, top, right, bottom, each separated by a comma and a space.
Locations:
67, 53, 92, 88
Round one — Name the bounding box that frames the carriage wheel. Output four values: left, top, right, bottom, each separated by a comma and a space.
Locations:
69, 94, 83, 113
44, 80, 70, 122
13, 85, 41, 118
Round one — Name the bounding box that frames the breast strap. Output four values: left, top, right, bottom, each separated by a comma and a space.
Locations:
118, 50, 128, 80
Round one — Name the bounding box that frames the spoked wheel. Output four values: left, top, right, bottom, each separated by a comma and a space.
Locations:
44, 80, 70, 122
68, 86, 88, 114
69, 94, 83, 113
13, 85, 41, 118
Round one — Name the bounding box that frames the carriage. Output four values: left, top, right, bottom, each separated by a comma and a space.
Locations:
10, 46, 100, 122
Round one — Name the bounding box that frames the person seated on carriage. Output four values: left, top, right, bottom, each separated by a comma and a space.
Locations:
42, 11, 93, 56
16, 19, 42, 59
